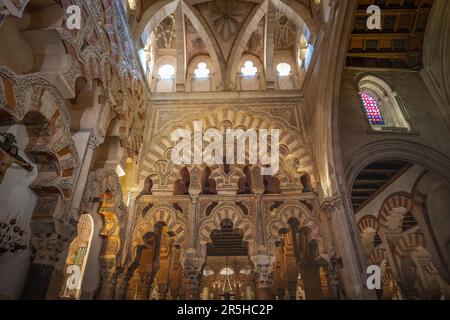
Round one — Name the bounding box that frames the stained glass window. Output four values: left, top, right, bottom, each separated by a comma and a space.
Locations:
360, 92, 385, 126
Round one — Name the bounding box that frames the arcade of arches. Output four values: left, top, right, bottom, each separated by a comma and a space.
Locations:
0, 0, 449, 300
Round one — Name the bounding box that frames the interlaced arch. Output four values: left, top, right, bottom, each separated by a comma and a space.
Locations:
198, 203, 255, 251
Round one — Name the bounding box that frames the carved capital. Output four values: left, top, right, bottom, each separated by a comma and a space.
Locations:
88, 135, 102, 150
251, 254, 275, 289
30, 233, 69, 266
321, 194, 346, 219
181, 250, 205, 291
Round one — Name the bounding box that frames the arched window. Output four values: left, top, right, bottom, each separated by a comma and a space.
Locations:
277, 63, 291, 76
238, 58, 263, 90
158, 64, 175, 80
358, 75, 410, 131
276, 62, 294, 89
155, 61, 176, 92
241, 60, 257, 77
194, 62, 210, 79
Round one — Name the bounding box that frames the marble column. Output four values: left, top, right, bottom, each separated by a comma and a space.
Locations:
181, 250, 204, 300
298, 264, 323, 299
71, 135, 101, 215
182, 265, 202, 300
114, 268, 129, 300
134, 272, 153, 300
321, 194, 375, 299
252, 254, 275, 300
97, 265, 117, 300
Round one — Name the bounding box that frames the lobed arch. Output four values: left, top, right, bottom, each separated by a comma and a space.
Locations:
198, 203, 256, 252
139, 107, 315, 190
186, 54, 218, 91
80, 169, 124, 209
267, 201, 321, 240
131, 205, 187, 257
267, 201, 328, 264
236, 53, 266, 91
0, 66, 80, 230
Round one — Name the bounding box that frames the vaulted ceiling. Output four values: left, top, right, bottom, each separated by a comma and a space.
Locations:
127, 0, 334, 91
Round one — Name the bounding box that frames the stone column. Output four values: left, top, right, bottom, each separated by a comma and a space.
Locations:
324, 258, 343, 300
287, 282, 297, 300
298, 264, 323, 299
114, 268, 130, 300
251, 166, 266, 248
321, 194, 375, 299
189, 166, 202, 251
134, 272, 153, 300
71, 135, 101, 215
265, 2, 277, 89
174, 2, 186, 92
158, 283, 169, 300
22, 233, 67, 300
181, 250, 204, 300
252, 254, 275, 300
182, 265, 203, 300
97, 264, 117, 300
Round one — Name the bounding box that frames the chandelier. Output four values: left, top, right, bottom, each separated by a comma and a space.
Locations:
215, 256, 240, 300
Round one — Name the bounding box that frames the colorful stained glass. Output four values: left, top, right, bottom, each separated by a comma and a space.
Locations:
360, 92, 385, 126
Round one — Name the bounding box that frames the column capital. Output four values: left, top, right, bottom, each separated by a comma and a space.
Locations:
320, 193, 347, 219
251, 254, 276, 289
181, 249, 205, 298
30, 232, 70, 266
88, 135, 102, 150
